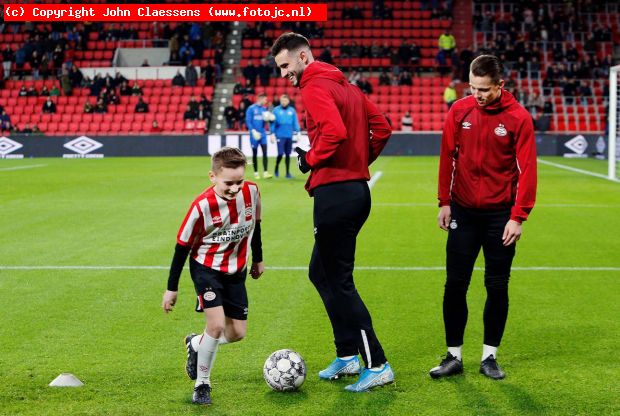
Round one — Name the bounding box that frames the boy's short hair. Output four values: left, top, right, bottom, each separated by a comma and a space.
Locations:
212, 147, 247, 172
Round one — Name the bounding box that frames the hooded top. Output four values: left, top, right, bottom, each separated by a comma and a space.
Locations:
438, 89, 537, 222
299, 61, 391, 194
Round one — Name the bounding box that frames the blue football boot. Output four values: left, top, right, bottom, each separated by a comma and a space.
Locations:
344, 363, 394, 392
319, 356, 361, 380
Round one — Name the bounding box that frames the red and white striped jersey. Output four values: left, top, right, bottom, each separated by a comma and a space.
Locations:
177, 181, 261, 274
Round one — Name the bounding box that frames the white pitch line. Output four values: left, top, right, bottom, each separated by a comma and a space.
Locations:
537, 159, 620, 183
368, 171, 383, 189
0, 164, 47, 172
1, 265, 619, 272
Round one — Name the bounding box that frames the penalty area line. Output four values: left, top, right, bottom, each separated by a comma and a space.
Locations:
537, 159, 620, 183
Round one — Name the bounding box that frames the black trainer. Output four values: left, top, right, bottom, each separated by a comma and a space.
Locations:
192, 383, 212, 405
429, 352, 464, 379
185, 333, 198, 380
480, 355, 505, 380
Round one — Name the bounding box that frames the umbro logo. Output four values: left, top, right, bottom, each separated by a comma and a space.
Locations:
462, 121, 472, 129
63, 136, 104, 158
0, 136, 24, 159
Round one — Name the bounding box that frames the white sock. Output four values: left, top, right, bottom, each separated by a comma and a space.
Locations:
482, 344, 497, 361
338, 355, 355, 361
218, 334, 229, 345
195, 333, 219, 387
448, 346, 462, 361
191, 334, 200, 351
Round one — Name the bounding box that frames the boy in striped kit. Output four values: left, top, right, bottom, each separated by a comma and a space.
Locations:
162, 147, 264, 405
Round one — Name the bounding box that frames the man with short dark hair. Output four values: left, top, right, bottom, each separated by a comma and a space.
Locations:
271, 32, 394, 392
430, 54, 537, 380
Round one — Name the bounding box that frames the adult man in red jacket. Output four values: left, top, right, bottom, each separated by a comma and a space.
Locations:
430, 55, 537, 380
271, 32, 394, 392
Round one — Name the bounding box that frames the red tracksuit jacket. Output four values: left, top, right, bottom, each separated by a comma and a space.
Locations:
299, 61, 392, 194
438, 89, 537, 222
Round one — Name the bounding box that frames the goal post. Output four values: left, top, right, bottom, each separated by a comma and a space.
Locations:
609, 65, 620, 180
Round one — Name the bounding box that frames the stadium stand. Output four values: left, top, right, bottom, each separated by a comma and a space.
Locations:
472, 0, 618, 133
0, 0, 618, 135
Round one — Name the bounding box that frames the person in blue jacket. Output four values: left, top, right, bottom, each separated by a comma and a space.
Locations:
270, 94, 301, 178
245, 92, 273, 179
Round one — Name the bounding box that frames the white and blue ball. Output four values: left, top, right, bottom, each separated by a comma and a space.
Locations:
263, 349, 306, 391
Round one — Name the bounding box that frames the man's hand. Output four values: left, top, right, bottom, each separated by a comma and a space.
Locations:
162, 290, 178, 313
294, 147, 311, 173
251, 129, 262, 140
269, 134, 276, 144
438, 205, 452, 231
250, 262, 264, 279
502, 220, 522, 246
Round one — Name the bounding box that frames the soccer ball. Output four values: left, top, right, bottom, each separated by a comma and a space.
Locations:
263, 349, 306, 391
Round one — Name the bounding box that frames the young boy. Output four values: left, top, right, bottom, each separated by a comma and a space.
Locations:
162, 147, 264, 405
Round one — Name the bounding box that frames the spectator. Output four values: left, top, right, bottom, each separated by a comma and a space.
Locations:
526, 91, 544, 116
196, 104, 210, 122
50, 85, 61, 96
243, 60, 258, 86
20, 123, 34, 134
135, 97, 149, 113
131, 82, 143, 96
18, 86, 28, 97
203, 61, 215, 86
257, 59, 271, 87
437, 29, 457, 67
2, 45, 14, 80
42, 98, 57, 114
224, 102, 238, 129
60, 69, 73, 96
150, 120, 163, 133
348, 69, 361, 86
141, 59, 150, 67
578, 80, 593, 105
83, 101, 94, 113
358, 77, 373, 95
0, 110, 12, 131
69, 66, 84, 88
199, 94, 211, 111
561, 77, 578, 104
185, 63, 198, 87
183, 104, 197, 120
172, 71, 186, 87
399, 70, 413, 86
379, 70, 391, 86
40, 86, 50, 96
94, 99, 108, 113
179, 41, 195, 65
318, 46, 334, 64
187, 96, 199, 113
237, 101, 248, 130
120, 81, 132, 96
443, 80, 457, 109
401, 111, 413, 131
27, 86, 39, 97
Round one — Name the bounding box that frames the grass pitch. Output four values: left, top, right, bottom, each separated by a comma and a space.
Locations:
0, 156, 618, 415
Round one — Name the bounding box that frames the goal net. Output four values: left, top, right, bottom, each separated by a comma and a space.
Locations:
609, 65, 620, 180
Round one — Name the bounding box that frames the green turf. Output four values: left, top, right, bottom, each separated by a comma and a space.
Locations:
1, 156, 618, 415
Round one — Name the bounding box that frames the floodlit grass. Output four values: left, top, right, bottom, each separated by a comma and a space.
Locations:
1, 156, 618, 415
